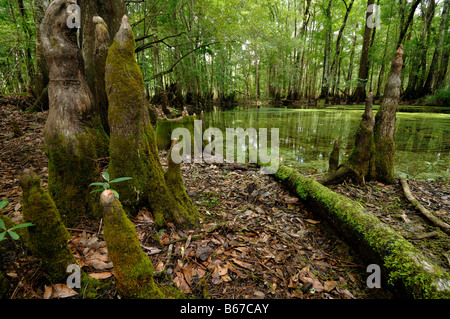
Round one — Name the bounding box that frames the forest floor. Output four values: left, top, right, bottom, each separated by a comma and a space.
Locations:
0, 98, 449, 300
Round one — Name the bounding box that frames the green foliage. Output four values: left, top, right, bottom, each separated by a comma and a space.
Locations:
423, 88, 450, 106
0, 200, 34, 243
89, 172, 132, 200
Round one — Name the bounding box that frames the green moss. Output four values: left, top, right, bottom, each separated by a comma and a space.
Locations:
46, 126, 108, 226
19, 169, 77, 283
273, 165, 450, 299
101, 191, 183, 299
373, 135, 396, 184
165, 147, 199, 226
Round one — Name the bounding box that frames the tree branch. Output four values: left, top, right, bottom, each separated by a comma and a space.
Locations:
135, 32, 186, 52
152, 42, 219, 79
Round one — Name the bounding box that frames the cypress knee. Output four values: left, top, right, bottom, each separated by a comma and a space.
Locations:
100, 190, 164, 299
105, 15, 197, 228
19, 169, 76, 283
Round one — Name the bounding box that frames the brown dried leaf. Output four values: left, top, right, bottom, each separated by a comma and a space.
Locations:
324, 280, 337, 292
88, 272, 113, 280
51, 284, 78, 299
231, 258, 253, 270
174, 272, 191, 294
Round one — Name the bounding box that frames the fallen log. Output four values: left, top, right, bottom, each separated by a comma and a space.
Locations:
273, 165, 450, 298
400, 178, 450, 235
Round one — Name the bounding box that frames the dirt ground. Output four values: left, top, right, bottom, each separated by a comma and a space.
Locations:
1, 99, 448, 299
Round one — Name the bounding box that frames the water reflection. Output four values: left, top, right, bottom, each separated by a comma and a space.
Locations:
204, 107, 450, 181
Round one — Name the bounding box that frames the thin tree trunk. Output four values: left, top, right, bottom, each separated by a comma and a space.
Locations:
33, 0, 49, 108
423, 0, 449, 95
320, 0, 333, 99
353, 0, 374, 103
327, 0, 355, 99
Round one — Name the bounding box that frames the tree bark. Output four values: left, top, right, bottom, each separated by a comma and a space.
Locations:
33, 0, 49, 109
93, 16, 111, 134
373, 45, 404, 184
40, 0, 109, 225
78, 0, 126, 133
321, 92, 375, 185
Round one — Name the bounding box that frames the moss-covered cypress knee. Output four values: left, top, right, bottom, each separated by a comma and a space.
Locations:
100, 190, 165, 299
19, 169, 77, 283
328, 139, 340, 174
165, 139, 199, 226
105, 15, 197, 228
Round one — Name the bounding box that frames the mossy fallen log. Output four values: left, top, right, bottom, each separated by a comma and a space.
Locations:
273, 165, 450, 299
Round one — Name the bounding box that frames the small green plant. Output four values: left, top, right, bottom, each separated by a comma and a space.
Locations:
0, 200, 34, 243
89, 172, 132, 199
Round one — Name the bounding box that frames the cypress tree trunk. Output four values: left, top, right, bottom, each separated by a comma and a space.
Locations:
78, 0, 126, 133
33, 0, 49, 107
40, 0, 109, 225
373, 45, 404, 184
321, 92, 375, 185
105, 15, 198, 228
322, 46, 404, 186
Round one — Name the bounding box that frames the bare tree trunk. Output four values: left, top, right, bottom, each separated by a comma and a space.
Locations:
423, 0, 449, 95
33, 0, 49, 109
327, 0, 355, 99
320, 0, 333, 100
321, 46, 404, 186
78, 0, 125, 133
353, 0, 374, 103
41, 0, 109, 225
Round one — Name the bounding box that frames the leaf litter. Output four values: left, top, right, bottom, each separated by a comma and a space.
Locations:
0, 104, 395, 299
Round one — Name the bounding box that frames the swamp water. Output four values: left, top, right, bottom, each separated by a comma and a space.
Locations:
204, 107, 450, 181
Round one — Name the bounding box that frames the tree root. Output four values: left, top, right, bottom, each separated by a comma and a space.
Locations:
400, 178, 450, 235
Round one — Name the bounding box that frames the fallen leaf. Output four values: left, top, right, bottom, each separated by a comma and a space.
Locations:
196, 245, 214, 261
142, 245, 162, 255
324, 280, 337, 292
52, 284, 78, 299
218, 264, 228, 276
88, 272, 113, 280
43, 285, 52, 299
305, 219, 320, 224
212, 267, 221, 285
231, 258, 253, 270
254, 291, 265, 298
174, 272, 191, 293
